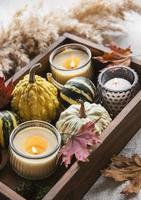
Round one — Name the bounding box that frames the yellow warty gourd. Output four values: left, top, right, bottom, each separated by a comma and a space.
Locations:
11, 63, 59, 122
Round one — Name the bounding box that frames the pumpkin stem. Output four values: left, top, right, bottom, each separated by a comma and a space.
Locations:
29, 63, 42, 83
79, 100, 86, 118
47, 73, 63, 90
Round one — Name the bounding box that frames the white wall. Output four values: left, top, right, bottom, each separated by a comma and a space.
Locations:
0, 0, 80, 27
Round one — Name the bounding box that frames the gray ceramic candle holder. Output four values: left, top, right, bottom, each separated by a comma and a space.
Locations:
97, 66, 140, 117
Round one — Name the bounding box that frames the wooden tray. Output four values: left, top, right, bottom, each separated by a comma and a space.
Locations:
1, 33, 141, 200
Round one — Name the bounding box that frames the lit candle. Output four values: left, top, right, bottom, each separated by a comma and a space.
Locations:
25, 135, 48, 155
50, 44, 93, 84
104, 78, 131, 91
62, 56, 80, 69
98, 66, 139, 116
9, 120, 61, 180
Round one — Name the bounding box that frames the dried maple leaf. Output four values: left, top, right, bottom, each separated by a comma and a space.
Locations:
102, 154, 141, 196
95, 44, 132, 67
121, 175, 141, 196
0, 77, 14, 110
59, 121, 100, 167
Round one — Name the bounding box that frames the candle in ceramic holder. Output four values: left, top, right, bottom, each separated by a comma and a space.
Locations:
49, 43, 93, 84
9, 120, 61, 180
98, 66, 140, 117
104, 78, 131, 91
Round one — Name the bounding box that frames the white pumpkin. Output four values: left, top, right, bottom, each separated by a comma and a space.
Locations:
56, 101, 112, 142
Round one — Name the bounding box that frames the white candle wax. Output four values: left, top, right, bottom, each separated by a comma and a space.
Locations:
104, 78, 131, 91
13, 127, 57, 156
53, 49, 88, 69
10, 122, 61, 180
51, 47, 92, 84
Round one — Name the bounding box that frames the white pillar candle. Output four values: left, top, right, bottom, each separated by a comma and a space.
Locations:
9, 121, 61, 180
50, 44, 93, 84
104, 78, 131, 91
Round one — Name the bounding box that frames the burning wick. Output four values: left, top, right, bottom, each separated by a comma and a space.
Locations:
25, 135, 48, 155
63, 56, 80, 69
31, 146, 38, 154
114, 78, 118, 85
70, 61, 75, 69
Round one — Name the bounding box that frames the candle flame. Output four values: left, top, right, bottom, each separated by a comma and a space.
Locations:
63, 56, 80, 69
114, 78, 118, 85
70, 60, 75, 69
31, 146, 38, 154
25, 135, 48, 155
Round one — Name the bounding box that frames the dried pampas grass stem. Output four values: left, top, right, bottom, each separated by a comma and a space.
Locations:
0, 0, 141, 79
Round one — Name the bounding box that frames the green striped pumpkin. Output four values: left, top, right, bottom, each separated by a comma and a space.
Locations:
60, 77, 96, 108
0, 111, 18, 148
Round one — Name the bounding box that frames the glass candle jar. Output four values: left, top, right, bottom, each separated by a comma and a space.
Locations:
98, 66, 140, 117
49, 43, 93, 84
9, 120, 61, 180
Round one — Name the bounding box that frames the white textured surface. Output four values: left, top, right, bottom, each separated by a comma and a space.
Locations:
83, 128, 141, 200
0, 1, 141, 199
